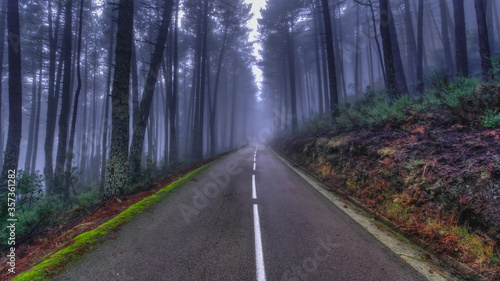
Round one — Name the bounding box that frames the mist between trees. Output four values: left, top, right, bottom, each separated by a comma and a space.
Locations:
0, 0, 498, 225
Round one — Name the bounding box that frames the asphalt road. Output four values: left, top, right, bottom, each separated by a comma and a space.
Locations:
57, 145, 426, 281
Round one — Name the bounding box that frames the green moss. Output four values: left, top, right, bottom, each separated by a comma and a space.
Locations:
13, 163, 212, 281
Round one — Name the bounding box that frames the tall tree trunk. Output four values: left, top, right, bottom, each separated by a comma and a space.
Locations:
192, 0, 208, 161
286, 23, 298, 134
229, 56, 238, 149
366, 10, 375, 88
387, 0, 408, 95
79, 41, 89, 177
492, 0, 500, 48
131, 42, 139, 125
54, 0, 73, 201
1, 0, 22, 195
332, 5, 346, 101
99, 11, 116, 194
320, 0, 339, 120
44, 0, 62, 195
485, 0, 495, 54
128, 0, 174, 179
439, 0, 455, 78
0, 0, 7, 172
453, 0, 469, 77
403, 0, 417, 87
379, 0, 401, 99
475, 0, 493, 81
31, 50, 43, 175
209, 23, 228, 156
161, 49, 170, 164
65, 0, 85, 191
416, 0, 425, 94
312, 1, 324, 115
24, 70, 37, 175
317, 0, 329, 112
169, 4, 179, 164
369, 0, 386, 83
354, 5, 361, 95
104, 0, 135, 197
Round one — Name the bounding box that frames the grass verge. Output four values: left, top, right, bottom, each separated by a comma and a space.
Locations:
12, 163, 212, 281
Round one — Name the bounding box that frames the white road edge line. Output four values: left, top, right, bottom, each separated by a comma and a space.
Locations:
253, 204, 266, 281
252, 174, 257, 199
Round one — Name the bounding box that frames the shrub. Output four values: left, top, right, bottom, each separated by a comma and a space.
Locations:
0, 171, 63, 246
76, 189, 100, 207
424, 77, 479, 109
491, 54, 500, 82
299, 114, 333, 133
335, 91, 413, 129
481, 109, 500, 128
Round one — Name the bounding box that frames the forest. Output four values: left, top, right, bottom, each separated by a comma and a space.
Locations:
1, 0, 500, 279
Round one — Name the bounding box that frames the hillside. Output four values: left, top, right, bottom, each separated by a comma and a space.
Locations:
274, 87, 500, 280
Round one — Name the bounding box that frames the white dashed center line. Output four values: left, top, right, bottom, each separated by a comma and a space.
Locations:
253, 204, 266, 281
252, 174, 257, 199
252, 145, 266, 281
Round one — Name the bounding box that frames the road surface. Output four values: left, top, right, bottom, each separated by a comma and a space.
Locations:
57, 144, 426, 281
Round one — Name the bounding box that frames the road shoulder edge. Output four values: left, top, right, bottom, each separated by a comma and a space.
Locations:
12, 160, 219, 281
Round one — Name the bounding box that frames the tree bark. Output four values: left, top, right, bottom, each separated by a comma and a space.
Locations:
104, 0, 135, 197
1, 0, 23, 195
192, 0, 208, 161
169, 4, 179, 164
286, 22, 298, 134
99, 11, 116, 194
79, 40, 89, 177
485, 0, 495, 54
453, 0, 469, 77
54, 0, 73, 201
475, 0, 492, 81
439, 0, 455, 78
31, 50, 43, 175
416, 0, 424, 94
0, 0, 7, 172
320, 0, 339, 120
379, 0, 400, 99
229, 56, 238, 149
44, 0, 62, 195
24, 70, 37, 175
403, 0, 417, 86
128, 0, 174, 179
65, 0, 85, 190
210, 23, 228, 156
368, 0, 386, 84
312, 1, 324, 114
131, 42, 139, 125
387, 0, 408, 95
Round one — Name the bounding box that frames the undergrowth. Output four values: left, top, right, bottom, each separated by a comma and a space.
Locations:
332, 66, 500, 131
0, 171, 64, 247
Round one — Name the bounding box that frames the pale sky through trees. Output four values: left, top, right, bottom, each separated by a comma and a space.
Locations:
244, 0, 266, 97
